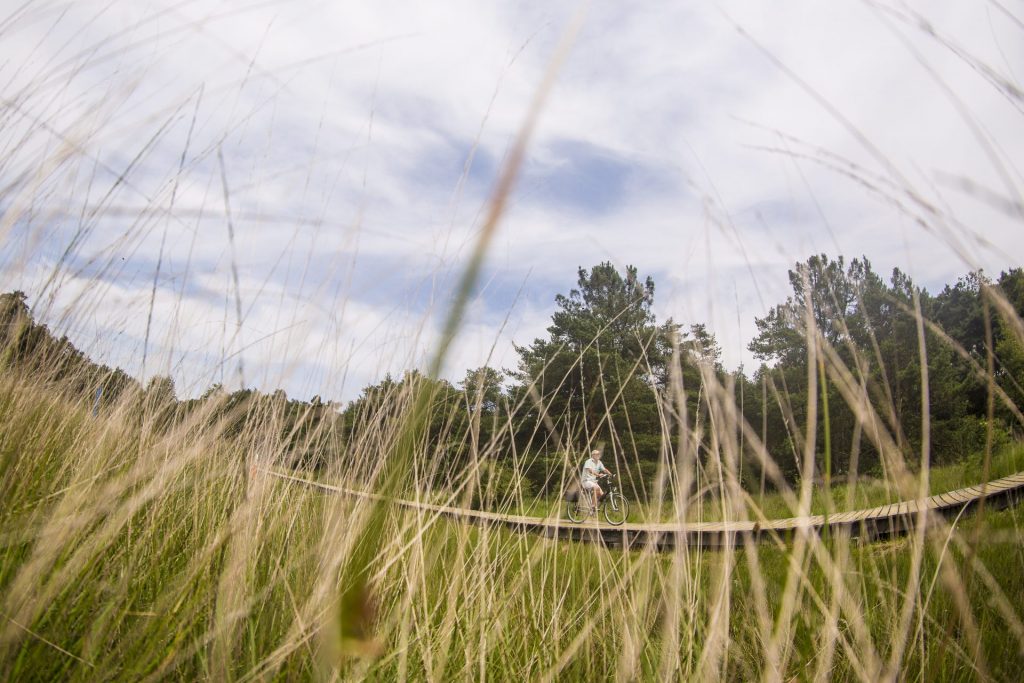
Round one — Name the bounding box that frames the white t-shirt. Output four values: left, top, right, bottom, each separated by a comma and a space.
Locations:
581, 457, 606, 485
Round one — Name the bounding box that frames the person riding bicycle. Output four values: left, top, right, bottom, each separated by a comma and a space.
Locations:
580, 449, 610, 510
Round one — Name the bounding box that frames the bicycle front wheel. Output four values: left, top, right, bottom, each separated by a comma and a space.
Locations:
603, 494, 628, 526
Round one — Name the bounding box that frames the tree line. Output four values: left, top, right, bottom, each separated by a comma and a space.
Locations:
2, 254, 1022, 502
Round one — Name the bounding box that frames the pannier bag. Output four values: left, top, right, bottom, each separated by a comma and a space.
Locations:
563, 484, 580, 502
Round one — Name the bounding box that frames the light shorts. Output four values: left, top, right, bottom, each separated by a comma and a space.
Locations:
581, 481, 600, 491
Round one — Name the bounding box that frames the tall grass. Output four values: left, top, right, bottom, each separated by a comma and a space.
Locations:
0, 372, 1023, 680
1, 3, 1024, 681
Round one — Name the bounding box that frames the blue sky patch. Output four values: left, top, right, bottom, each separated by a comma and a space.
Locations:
521, 139, 632, 215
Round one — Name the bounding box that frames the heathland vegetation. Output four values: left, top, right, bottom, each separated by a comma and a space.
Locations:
4, 256, 1021, 510
1, 250, 1024, 680
2, 17, 1023, 665
4, 2, 1024, 679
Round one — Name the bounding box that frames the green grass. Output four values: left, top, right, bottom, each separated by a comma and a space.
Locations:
491, 444, 1024, 525
2, 374, 1023, 681
3, 2, 1023, 678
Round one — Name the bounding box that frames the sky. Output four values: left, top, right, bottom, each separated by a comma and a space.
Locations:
0, 0, 1022, 403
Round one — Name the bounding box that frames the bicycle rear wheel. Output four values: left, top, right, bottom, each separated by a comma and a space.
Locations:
566, 498, 586, 523
603, 494, 628, 526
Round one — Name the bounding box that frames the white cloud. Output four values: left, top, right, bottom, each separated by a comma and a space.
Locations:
1, 0, 1021, 400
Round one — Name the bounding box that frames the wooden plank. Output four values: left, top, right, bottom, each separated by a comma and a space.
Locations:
981, 483, 1018, 497
862, 505, 889, 520
263, 468, 1024, 550
948, 492, 970, 506
952, 489, 977, 503
942, 490, 968, 505
935, 493, 959, 508
767, 518, 797, 530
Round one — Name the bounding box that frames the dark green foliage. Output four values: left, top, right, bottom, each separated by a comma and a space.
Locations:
2, 257, 1020, 498
512, 263, 673, 449
0, 291, 140, 407
508, 262, 722, 499
470, 458, 535, 509
746, 256, 1024, 485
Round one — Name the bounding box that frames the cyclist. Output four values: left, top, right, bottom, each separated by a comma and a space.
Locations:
580, 449, 610, 511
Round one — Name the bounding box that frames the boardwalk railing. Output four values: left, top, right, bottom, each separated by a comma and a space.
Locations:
265, 469, 1024, 551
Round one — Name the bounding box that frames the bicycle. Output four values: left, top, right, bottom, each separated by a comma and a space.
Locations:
566, 474, 628, 526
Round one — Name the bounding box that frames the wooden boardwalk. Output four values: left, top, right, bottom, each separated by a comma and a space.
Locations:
266, 470, 1024, 551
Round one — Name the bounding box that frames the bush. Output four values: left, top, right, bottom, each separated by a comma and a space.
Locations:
472, 459, 536, 510
523, 452, 579, 497
932, 416, 1011, 465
